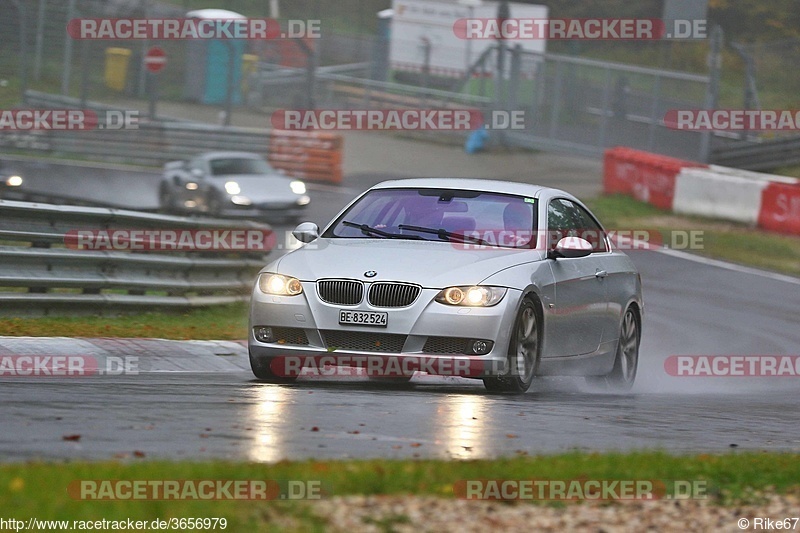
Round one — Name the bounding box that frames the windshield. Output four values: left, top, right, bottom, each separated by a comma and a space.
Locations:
209, 157, 273, 176
325, 188, 536, 248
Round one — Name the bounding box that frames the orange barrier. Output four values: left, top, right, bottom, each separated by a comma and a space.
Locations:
604, 147, 706, 210
759, 182, 800, 235
268, 130, 343, 184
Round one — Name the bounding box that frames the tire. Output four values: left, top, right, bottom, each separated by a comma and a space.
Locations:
207, 193, 223, 217
586, 307, 640, 391
249, 352, 298, 384
483, 297, 541, 393
159, 185, 175, 214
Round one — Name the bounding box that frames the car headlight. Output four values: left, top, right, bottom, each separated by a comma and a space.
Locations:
5, 175, 23, 187
435, 286, 507, 307
290, 180, 306, 195
224, 181, 241, 195
231, 195, 252, 206
259, 273, 303, 296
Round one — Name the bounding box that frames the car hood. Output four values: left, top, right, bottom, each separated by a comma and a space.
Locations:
214, 174, 299, 201
272, 238, 545, 287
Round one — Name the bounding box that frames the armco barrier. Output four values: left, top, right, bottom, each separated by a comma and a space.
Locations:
603, 147, 708, 210
759, 183, 800, 235
0, 199, 272, 315
17, 91, 344, 184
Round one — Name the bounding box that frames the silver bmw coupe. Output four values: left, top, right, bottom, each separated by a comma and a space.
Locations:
249, 178, 643, 393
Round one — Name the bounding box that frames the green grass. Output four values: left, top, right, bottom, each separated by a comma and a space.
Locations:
0, 453, 799, 528
0, 303, 249, 339
774, 165, 800, 179
586, 195, 800, 277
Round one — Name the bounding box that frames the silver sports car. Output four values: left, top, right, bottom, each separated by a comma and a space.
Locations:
249, 178, 643, 393
159, 151, 311, 220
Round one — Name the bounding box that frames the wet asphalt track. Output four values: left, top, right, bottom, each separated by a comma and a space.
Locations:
1, 162, 800, 462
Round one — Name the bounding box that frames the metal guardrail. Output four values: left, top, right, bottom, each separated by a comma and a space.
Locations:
16, 91, 344, 183
0, 199, 271, 315
16, 91, 268, 166
23, 90, 186, 122
711, 135, 800, 171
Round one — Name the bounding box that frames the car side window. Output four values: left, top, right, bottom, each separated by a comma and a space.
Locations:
548, 199, 608, 253
188, 158, 205, 175
547, 199, 579, 248
572, 203, 608, 253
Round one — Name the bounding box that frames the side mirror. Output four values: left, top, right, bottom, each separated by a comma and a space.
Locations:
292, 222, 319, 244
549, 237, 593, 259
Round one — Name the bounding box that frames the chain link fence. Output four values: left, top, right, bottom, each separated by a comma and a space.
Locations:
0, 0, 378, 111
9, 1, 794, 165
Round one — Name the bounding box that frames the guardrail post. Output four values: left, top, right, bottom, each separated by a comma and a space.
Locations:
700, 25, 723, 163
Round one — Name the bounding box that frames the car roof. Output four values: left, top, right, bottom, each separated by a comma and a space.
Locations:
198, 151, 264, 161
370, 178, 578, 203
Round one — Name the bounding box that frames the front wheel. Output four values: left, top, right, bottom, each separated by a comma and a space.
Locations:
207, 193, 223, 217
159, 185, 176, 213
586, 307, 640, 391
483, 298, 541, 393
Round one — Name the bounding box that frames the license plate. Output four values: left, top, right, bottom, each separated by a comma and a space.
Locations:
339, 310, 388, 327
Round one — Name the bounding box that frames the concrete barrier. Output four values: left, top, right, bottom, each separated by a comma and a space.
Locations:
604, 147, 800, 235
673, 168, 769, 224
759, 182, 800, 235
603, 147, 707, 210
268, 130, 343, 184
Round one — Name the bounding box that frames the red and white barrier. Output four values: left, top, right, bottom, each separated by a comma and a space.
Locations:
760, 182, 800, 235
603, 147, 800, 236
603, 147, 707, 210
673, 168, 769, 225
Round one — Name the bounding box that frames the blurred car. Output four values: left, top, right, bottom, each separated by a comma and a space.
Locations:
0, 159, 24, 199
249, 178, 643, 393
159, 151, 310, 220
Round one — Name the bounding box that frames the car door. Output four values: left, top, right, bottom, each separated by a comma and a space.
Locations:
545, 198, 608, 357
571, 200, 621, 341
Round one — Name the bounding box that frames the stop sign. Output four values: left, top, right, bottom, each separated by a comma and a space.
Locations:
144, 47, 167, 74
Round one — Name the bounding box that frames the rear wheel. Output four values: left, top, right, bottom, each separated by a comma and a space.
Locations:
249, 352, 297, 384
483, 298, 541, 393
586, 307, 639, 391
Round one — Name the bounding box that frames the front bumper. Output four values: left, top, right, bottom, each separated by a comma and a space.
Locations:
249, 282, 522, 378
220, 203, 308, 218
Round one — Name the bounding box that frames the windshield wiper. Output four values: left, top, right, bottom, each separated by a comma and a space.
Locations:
342, 220, 423, 240
397, 224, 492, 246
